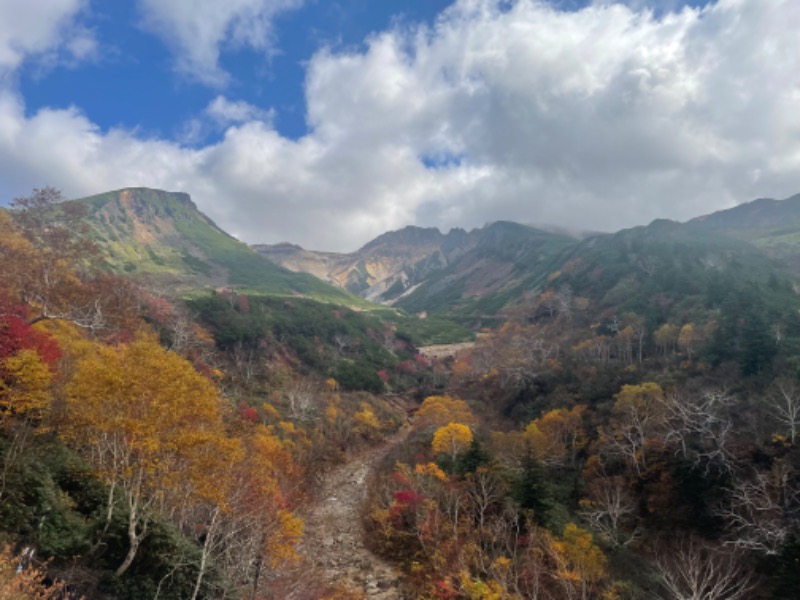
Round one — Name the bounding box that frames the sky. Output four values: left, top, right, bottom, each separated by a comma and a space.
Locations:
0, 0, 798, 252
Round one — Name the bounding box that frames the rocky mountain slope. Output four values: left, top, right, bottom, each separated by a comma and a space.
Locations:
256, 222, 575, 321
290, 426, 411, 599
75, 187, 368, 306
254, 226, 472, 303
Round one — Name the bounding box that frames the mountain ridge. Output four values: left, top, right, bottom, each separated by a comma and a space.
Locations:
67, 186, 800, 326
254, 221, 575, 313
254, 192, 800, 322
687, 192, 800, 276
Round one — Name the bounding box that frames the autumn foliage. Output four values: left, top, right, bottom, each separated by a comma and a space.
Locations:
0, 198, 315, 598
5, 185, 800, 598
0, 546, 72, 599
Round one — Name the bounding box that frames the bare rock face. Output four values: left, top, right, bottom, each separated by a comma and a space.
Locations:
254, 222, 578, 316
254, 225, 466, 305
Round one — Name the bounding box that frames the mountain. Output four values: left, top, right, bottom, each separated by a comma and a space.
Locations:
256, 194, 800, 327
690, 193, 800, 230
254, 226, 470, 303
255, 222, 575, 322
392, 222, 575, 320
73, 187, 800, 329
548, 217, 797, 322
688, 193, 800, 276
75, 188, 369, 306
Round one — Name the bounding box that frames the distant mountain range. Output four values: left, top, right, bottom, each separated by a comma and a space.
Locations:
690, 193, 800, 230
62, 187, 800, 329
255, 194, 800, 321
254, 222, 574, 313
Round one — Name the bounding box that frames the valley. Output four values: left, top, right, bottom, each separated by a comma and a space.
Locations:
4, 187, 800, 598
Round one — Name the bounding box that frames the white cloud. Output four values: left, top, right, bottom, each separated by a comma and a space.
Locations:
137, 0, 303, 86
2, 0, 800, 252
205, 96, 274, 126
297, 0, 800, 239
176, 96, 275, 145
0, 0, 95, 77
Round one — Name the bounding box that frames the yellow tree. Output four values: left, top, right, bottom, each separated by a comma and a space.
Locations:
551, 523, 608, 600
353, 402, 383, 440
416, 395, 476, 431
0, 349, 52, 424
0, 317, 59, 503
615, 326, 634, 364
605, 382, 666, 475
171, 430, 243, 600
525, 405, 586, 468
678, 323, 696, 361
63, 334, 230, 577
217, 425, 304, 598
622, 313, 647, 365
171, 422, 304, 600
653, 323, 677, 357
432, 423, 473, 462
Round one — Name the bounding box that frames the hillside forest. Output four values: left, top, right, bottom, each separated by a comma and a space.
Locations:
3, 187, 800, 599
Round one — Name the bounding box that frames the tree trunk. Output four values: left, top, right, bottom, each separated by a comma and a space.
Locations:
101, 479, 117, 536
115, 522, 141, 577
191, 507, 220, 600
116, 477, 146, 577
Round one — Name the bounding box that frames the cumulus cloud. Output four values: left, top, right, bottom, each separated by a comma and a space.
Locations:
299, 0, 800, 241
205, 96, 274, 126
177, 96, 275, 145
2, 0, 800, 252
137, 0, 303, 86
0, 0, 95, 77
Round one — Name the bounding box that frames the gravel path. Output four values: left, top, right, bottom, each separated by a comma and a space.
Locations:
294, 427, 411, 599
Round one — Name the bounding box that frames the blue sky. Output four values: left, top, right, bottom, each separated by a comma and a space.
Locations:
18, 1, 455, 143
1, 0, 799, 251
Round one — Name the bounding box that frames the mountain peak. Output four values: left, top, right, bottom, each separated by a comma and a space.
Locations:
358, 225, 445, 253
84, 187, 196, 209
71, 188, 365, 306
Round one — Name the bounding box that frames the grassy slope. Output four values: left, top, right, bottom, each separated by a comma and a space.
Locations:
77, 188, 371, 307
75, 188, 475, 344
687, 193, 800, 275
553, 219, 799, 326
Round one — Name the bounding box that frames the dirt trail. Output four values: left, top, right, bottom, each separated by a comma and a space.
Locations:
295, 427, 411, 599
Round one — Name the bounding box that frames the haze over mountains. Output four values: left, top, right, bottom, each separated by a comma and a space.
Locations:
254, 192, 800, 319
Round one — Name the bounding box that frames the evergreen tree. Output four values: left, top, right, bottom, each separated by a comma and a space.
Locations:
455, 438, 490, 476
739, 303, 776, 376
512, 452, 553, 527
